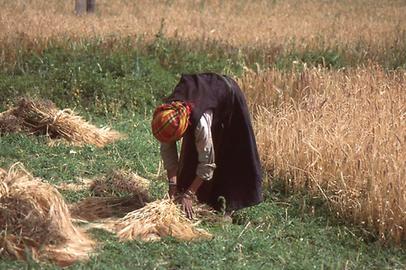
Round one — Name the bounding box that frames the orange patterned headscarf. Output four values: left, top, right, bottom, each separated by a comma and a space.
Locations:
151, 101, 191, 143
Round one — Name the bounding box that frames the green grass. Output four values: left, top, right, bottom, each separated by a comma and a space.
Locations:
0, 115, 404, 270
0, 42, 405, 269
0, 36, 245, 115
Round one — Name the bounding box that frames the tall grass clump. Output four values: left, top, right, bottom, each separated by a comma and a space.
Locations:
239, 66, 406, 245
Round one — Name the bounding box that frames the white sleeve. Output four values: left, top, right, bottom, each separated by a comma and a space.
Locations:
195, 111, 216, 181
160, 142, 178, 171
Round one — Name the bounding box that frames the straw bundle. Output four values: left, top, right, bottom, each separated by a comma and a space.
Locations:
113, 199, 213, 242
70, 170, 151, 223
71, 195, 221, 223
0, 163, 95, 267
90, 170, 150, 203
70, 196, 145, 222
0, 98, 124, 147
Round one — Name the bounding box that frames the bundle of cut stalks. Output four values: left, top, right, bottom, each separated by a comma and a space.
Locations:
90, 170, 150, 202
71, 195, 221, 223
0, 98, 124, 147
113, 199, 213, 242
0, 163, 95, 267
70, 170, 151, 223
70, 196, 146, 222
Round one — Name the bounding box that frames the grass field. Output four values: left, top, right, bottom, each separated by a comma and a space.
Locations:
0, 0, 405, 269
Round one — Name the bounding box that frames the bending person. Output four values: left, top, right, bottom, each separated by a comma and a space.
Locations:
151, 73, 262, 218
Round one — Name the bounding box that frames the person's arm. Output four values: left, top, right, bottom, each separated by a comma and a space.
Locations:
160, 143, 178, 198
181, 111, 216, 218
193, 110, 216, 183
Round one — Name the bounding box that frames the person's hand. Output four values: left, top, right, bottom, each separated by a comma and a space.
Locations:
180, 191, 194, 219
168, 184, 178, 199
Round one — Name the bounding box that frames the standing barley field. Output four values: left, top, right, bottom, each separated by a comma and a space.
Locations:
239, 65, 406, 244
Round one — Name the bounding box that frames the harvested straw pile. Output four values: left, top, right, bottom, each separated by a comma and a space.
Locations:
0, 163, 95, 267
70, 196, 146, 222
61, 171, 215, 243
71, 195, 220, 224
90, 170, 150, 202
113, 199, 212, 242
0, 98, 124, 147
70, 170, 151, 223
